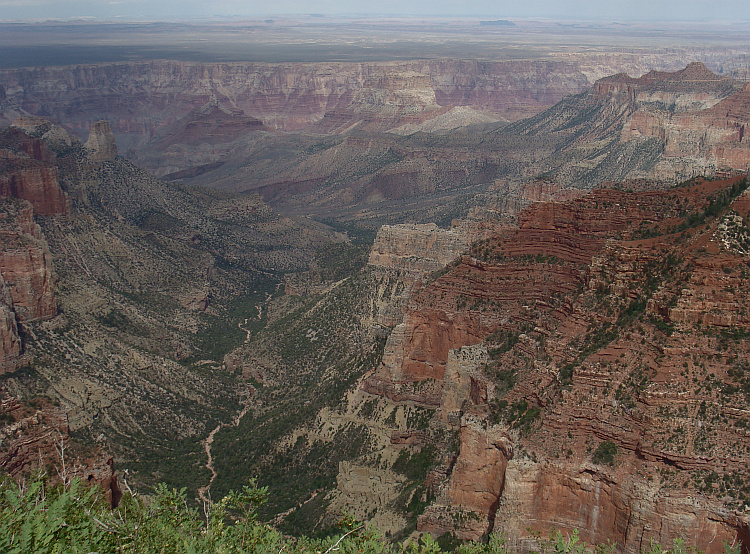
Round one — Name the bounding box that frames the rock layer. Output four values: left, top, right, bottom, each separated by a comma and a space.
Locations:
342, 176, 750, 552
84, 120, 118, 162
0, 196, 57, 326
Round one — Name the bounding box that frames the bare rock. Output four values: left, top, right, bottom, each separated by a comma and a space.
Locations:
84, 120, 118, 162
368, 223, 468, 274
0, 197, 57, 324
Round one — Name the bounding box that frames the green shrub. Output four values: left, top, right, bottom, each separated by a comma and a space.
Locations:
592, 440, 618, 466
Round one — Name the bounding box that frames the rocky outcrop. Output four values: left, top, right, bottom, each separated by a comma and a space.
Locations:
0, 196, 57, 325
0, 388, 121, 507
368, 223, 469, 274
84, 120, 118, 162
418, 344, 514, 539
316, 71, 448, 133
0, 273, 22, 368
0, 162, 68, 216
495, 459, 748, 554
419, 414, 512, 540
342, 176, 750, 551
0, 127, 69, 217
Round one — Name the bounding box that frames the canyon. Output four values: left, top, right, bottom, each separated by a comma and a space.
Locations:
249, 178, 749, 552
0, 117, 340, 496
1, 54, 749, 210
0, 39, 749, 554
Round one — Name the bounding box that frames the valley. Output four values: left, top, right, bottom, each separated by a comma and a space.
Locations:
0, 18, 749, 553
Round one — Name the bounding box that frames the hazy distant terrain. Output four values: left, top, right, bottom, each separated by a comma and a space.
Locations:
2, 19, 750, 68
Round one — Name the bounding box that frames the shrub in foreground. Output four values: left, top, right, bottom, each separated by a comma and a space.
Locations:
0, 474, 743, 554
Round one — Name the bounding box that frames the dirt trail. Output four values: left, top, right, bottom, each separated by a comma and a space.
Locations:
199, 293, 270, 505
236, 292, 271, 343
197, 403, 250, 506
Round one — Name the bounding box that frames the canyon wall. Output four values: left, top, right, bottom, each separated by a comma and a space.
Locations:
0, 55, 737, 176
329, 178, 750, 552
0, 196, 57, 370
516, 63, 750, 186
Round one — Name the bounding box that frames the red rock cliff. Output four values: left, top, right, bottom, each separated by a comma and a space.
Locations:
0, 196, 57, 325
358, 177, 750, 552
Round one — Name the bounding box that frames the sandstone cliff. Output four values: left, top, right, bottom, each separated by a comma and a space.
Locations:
0, 126, 69, 216
325, 176, 750, 552
84, 120, 118, 162
0, 55, 716, 182
512, 63, 750, 187
0, 387, 122, 507
161, 63, 750, 229
0, 196, 57, 372
0, 196, 57, 325
368, 223, 469, 274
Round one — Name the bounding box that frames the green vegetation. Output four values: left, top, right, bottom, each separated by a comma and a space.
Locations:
189, 280, 279, 363
560, 323, 619, 386
592, 440, 618, 466
725, 359, 750, 402
2, 474, 739, 554
488, 399, 541, 436
392, 446, 437, 481
208, 270, 389, 528
634, 178, 749, 239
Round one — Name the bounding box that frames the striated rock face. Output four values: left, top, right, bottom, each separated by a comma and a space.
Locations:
512, 63, 750, 188
339, 176, 750, 551
0, 58, 590, 134
617, 68, 750, 179
495, 458, 749, 554
0, 56, 710, 180
0, 388, 122, 507
316, 71, 447, 133
155, 96, 267, 154
420, 413, 513, 540
0, 164, 68, 216
0, 272, 22, 368
84, 120, 118, 162
0, 128, 69, 217
419, 344, 515, 539
363, 311, 489, 406
0, 196, 57, 324
368, 223, 469, 274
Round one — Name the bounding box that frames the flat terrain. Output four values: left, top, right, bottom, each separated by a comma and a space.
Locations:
1, 18, 750, 68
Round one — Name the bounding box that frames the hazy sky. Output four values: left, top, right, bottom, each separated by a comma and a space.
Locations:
0, 0, 747, 21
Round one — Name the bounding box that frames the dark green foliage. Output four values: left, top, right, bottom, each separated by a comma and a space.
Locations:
437, 533, 463, 552
650, 317, 675, 337
124, 435, 212, 495
314, 242, 371, 281
672, 178, 749, 233
487, 329, 522, 359
0, 473, 739, 553
488, 399, 542, 436
617, 298, 647, 327
392, 446, 438, 481
98, 309, 130, 330
190, 282, 277, 362
592, 440, 618, 466
208, 269, 388, 526
725, 359, 750, 402
561, 322, 619, 385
